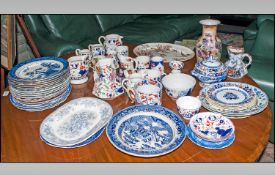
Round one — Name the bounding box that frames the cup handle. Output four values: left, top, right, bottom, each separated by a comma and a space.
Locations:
75, 49, 81, 56
98, 36, 105, 46
88, 44, 93, 51
133, 60, 138, 70
121, 79, 129, 91
128, 88, 135, 103
242, 53, 252, 68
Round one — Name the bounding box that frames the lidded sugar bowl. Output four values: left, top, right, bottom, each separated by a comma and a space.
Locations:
191, 55, 228, 86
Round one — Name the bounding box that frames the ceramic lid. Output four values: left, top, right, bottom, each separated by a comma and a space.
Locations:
192, 56, 227, 76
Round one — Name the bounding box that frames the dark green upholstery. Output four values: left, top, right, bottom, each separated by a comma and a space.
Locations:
244, 15, 274, 143
23, 15, 209, 57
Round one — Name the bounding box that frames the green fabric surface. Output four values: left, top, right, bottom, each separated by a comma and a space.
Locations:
248, 58, 274, 101
102, 22, 179, 44
251, 20, 274, 61
41, 15, 102, 43
95, 15, 138, 32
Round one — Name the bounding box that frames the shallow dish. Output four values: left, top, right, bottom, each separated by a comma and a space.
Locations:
106, 105, 186, 157
189, 112, 235, 142
133, 43, 195, 62
187, 126, 235, 149
40, 97, 113, 147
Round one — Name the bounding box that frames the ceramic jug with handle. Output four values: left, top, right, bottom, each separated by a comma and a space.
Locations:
225, 46, 252, 79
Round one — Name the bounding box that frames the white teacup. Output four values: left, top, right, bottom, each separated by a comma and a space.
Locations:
116, 46, 129, 57
98, 34, 123, 48
75, 49, 92, 62
122, 75, 144, 98
135, 56, 150, 70
88, 44, 105, 57
176, 96, 201, 120
68, 55, 90, 84
138, 69, 162, 84
151, 56, 165, 74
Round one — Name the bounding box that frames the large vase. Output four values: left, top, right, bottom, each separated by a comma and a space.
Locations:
196, 19, 222, 62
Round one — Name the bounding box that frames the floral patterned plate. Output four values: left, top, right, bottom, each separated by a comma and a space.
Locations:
199, 82, 269, 118
106, 105, 186, 157
133, 43, 195, 62
40, 97, 113, 147
189, 112, 235, 142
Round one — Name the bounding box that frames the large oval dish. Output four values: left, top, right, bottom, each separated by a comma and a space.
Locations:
40, 97, 113, 147
106, 105, 186, 157
133, 43, 195, 62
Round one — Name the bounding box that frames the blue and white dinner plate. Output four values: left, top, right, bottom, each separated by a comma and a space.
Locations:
40, 97, 113, 147
8, 57, 68, 81
187, 126, 235, 149
9, 85, 71, 112
40, 127, 105, 148
199, 82, 269, 118
106, 105, 186, 157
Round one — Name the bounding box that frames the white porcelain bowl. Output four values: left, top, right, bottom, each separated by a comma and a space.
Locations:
161, 73, 196, 100
176, 96, 201, 119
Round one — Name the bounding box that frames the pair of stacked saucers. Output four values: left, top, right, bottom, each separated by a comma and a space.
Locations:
187, 112, 235, 149
40, 97, 113, 148
8, 57, 71, 112
199, 82, 269, 118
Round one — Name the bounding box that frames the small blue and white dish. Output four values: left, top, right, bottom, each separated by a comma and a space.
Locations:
106, 105, 187, 157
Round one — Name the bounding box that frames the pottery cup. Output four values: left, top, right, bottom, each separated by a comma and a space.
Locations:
151, 56, 165, 74
138, 69, 162, 85
88, 44, 105, 58
68, 55, 90, 84
75, 49, 92, 62
176, 96, 201, 120
135, 56, 150, 70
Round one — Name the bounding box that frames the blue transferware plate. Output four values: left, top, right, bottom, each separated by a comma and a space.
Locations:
187, 126, 235, 149
189, 112, 235, 142
199, 82, 269, 118
9, 85, 71, 112
8, 57, 68, 81
106, 105, 186, 157
40, 97, 113, 147
40, 127, 105, 148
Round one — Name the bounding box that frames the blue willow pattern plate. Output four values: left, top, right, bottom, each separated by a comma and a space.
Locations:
9, 57, 68, 81
40, 97, 113, 147
40, 127, 105, 148
187, 126, 235, 149
199, 82, 269, 118
106, 105, 186, 157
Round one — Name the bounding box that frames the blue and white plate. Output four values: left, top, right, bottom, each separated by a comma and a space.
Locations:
187, 126, 235, 149
106, 105, 186, 157
40, 97, 113, 147
40, 127, 105, 148
8, 57, 68, 81
199, 82, 269, 118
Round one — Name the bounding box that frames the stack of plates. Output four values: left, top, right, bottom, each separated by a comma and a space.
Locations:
187, 112, 235, 149
40, 97, 113, 148
199, 82, 269, 118
8, 57, 71, 111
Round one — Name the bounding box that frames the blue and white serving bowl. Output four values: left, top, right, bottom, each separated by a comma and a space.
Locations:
106, 105, 187, 157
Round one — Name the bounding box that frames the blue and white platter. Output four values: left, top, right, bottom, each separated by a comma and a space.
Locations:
187, 125, 235, 149
199, 82, 269, 118
106, 105, 187, 157
40, 127, 105, 148
40, 97, 113, 147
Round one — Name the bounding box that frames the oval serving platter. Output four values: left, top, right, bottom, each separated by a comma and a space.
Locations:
106, 105, 186, 157
133, 43, 195, 62
40, 97, 113, 147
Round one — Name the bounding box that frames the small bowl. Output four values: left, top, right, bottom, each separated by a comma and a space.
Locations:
161, 73, 196, 100
176, 96, 201, 120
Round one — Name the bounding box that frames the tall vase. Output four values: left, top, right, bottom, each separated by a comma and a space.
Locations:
196, 19, 222, 62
